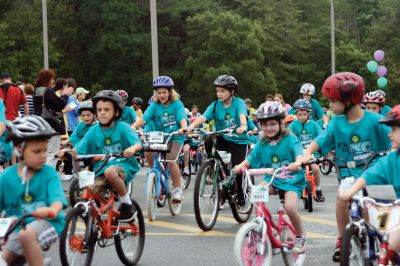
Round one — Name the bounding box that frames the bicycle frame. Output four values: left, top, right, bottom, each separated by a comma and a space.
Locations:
302, 165, 316, 198
145, 152, 170, 198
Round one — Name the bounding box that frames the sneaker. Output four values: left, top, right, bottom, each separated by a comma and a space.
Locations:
171, 188, 184, 202
60, 174, 74, 181
316, 190, 326, 202
183, 167, 190, 176
117, 203, 137, 222
332, 237, 342, 262
292, 236, 306, 254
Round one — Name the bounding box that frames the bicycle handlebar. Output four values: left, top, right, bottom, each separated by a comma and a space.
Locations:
243, 167, 293, 188
352, 195, 400, 208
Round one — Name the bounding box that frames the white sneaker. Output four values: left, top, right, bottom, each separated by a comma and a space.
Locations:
60, 174, 74, 181
171, 188, 184, 202
183, 167, 190, 176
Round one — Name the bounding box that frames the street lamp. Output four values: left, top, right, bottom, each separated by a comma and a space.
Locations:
150, 0, 159, 78
330, 0, 335, 74
42, 0, 49, 69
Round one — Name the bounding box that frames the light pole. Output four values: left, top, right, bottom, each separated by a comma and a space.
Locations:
150, 0, 159, 78
330, 0, 335, 74
42, 0, 49, 69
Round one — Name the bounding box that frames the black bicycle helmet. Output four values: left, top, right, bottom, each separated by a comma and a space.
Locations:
78, 100, 94, 114
92, 90, 124, 118
213, 75, 239, 93
6, 115, 59, 142
131, 97, 143, 106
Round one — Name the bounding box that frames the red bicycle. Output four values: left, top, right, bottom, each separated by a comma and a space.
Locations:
234, 167, 306, 266
302, 164, 316, 212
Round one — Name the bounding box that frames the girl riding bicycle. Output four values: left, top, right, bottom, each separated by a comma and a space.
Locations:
132, 76, 187, 202
188, 75, 249, 208
233, 101, 307, 254
0, 116, 67, 266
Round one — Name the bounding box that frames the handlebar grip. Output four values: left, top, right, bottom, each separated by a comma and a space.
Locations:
31, 211, 56, 219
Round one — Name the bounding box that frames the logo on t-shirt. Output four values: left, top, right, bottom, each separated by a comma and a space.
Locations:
271, 154, 290, 169
223, 113, 236, 128
351, 135, 359, 143
161, 112, 177, 129
103, 141, 123, 154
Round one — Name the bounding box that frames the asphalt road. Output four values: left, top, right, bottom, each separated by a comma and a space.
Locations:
45, 167, 342, 266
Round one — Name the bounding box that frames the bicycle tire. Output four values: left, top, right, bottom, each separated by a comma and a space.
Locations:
146, 172, 157, 221
230, 175, 253, 224
69, 179, 85, 207
115, 199, 145, 266
306, 181, 313, 213
234, 222, 272, 266
60, 207, 96, 266
319, 161, 332, 175
193, 160, 220, 231
281, 225, 306, 266
340, 224, 369, 266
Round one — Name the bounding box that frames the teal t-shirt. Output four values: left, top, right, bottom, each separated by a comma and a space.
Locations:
289, 99, 324, 121
247, 134, 306, 197
120, 106, 137, 125
75, 120, 141, 185
289, 120, 323, 149
69, 121, 97, 146
362, 150, 400, 198
0, 164, 67, 235
315, 110, 391, 178
142, 99, 186, 144
203, 97, 250, 145
0, 100, 12, 161
380, 105, 392, 116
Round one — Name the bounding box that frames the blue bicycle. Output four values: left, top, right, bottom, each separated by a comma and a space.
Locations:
143, 131, 182, 221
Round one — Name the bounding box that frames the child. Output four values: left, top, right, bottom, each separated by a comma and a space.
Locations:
188, 105, 201, 122
0, 115, 67, 265
244, 98, 256, 121
302, 72, 391, 261
116, 89, 137, 125
289, 99, 325, 201
375, 90, 392, 115
288, 83, 328, 127
362, 91, 385, 114
339, 104, 400, 257
131, 97, 143, 118
188, 75, 249, 208
234, 101, 307, 253
132, 76, 187, 202
59, 90, 142, 221
69, 100, 97, 146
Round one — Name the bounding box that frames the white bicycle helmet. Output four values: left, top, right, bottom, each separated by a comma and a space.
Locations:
255, 101, 286, 121
362, 91, 385, 105
300, 83, 316, 96
6, 115, 58, 142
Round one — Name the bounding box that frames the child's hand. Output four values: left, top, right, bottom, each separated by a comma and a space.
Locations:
236, 126, 246, 134
233, 165, 243, 174
123, 147, 136, 158
302, 154, 314, 164
178, 127, 187, 135
56, 149, 68, 158
287, 162, 301, 172
34, 207, 55, 219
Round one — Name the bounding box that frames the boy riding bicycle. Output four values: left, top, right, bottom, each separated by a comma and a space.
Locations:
289, 99, 325, 202
234, 101, 307, 253
58, 90, 142, 222
188, 75, 249, 209
339, 104, 400, 262
0, 116, 67, 266
68, 100, 97, 146
132, 76, 187, 202
302, 72, 391, 261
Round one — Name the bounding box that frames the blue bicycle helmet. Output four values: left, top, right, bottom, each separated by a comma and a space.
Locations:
293, 99, 312, 112
153, 76, 174, 89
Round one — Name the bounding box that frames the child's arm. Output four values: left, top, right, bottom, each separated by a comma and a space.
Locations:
287, 155, 303, 172
237, 114, 247, 134
303, 141, 320, 161
0, 122, 5, 136
132, 117, 145, 129
188, 116, 207, 131
123, 143, 142, 158
233, 159, 250, 174
35, 201, 63, 218
339, 178, 367, 202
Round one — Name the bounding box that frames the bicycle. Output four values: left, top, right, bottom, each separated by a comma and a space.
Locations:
0, 212, 55, 266
143, 131, 183, 221
193, 128, 252, 231
234, 167, 306, 266
319, 150, 336, 175
302, 163, 316, 212
340, 195, 400, 266
59, 153, 145, 266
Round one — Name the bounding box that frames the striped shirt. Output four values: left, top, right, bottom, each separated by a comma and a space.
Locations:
19, 95, 34, 116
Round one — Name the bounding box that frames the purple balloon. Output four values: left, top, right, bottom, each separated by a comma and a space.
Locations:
377, 66, 387, 77
374, 50, 385, 61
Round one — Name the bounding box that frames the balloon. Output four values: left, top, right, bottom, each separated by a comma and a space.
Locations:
367, 61, 378, 73
374, 50, 385, 61
377, 77, 388, 88
377, 66, 387, 77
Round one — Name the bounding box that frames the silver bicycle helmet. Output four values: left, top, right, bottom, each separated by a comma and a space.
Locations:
6, 115, 58, 142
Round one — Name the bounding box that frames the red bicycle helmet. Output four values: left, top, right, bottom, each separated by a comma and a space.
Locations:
116, 90, 129, 101
362, 91, 385, 106
379, 104, 400, 127
321, 72, 365, 105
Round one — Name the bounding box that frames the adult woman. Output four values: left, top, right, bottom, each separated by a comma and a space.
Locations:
274, 93, 291, 113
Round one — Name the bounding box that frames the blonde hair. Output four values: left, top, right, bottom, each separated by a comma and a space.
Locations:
152, 88, 180, 103
274, 94, 285, 104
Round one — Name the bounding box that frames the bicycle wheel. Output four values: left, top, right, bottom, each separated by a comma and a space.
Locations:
69, 179, 85, 207
168, 177, 182, 216
115, 199, 145, 266
60, 207, 96, 266
281, 225, 306, 266
234, 222, 272, 266
230, 175, 253, 224
180, 155, 191, 190
193, 160, 220, 231
306, 181, 313, 213
146, 172, 157, 221
319, 161, 332, 175
340, 224, 369, 266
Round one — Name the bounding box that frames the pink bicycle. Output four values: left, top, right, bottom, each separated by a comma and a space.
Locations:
234, 167, 306, 266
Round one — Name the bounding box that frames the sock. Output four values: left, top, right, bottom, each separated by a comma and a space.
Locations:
183, 167, 189, 172
316, 186, 321, 191
120, 193, 132, 205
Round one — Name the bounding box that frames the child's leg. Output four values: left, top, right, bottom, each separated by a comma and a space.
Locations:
166, 142, 184, 189
335, 190, 350, 237
183, 143, 190, 170
388, 226, 400, 253
19, 227, 43, 266
312, 164, 325, 202
1, 248, 18, 265
284, 191, 303, 236
104, 166, 127, 196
